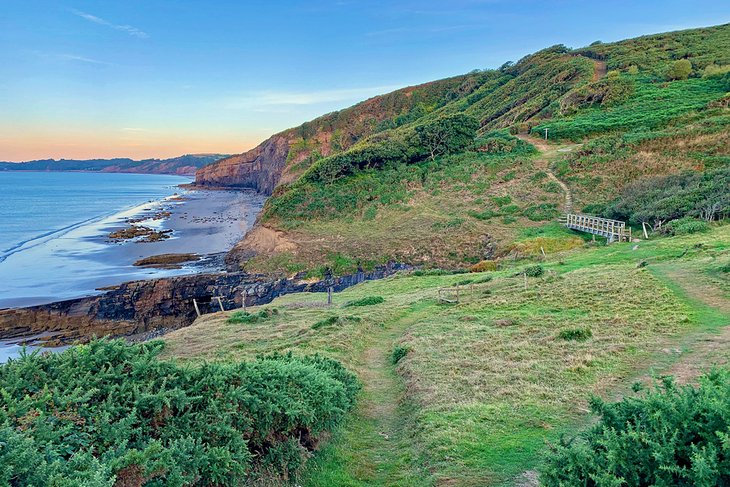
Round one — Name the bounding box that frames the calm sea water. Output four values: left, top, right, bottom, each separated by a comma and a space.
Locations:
0, 172, 188, 259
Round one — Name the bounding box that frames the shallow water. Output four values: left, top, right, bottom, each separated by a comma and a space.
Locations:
0, 172, 264, 308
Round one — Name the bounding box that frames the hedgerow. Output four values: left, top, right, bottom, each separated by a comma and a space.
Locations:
0, 340, 359, 485
541, 369, 730, 486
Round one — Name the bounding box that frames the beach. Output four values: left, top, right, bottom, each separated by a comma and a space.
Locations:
0, 176, 265, 310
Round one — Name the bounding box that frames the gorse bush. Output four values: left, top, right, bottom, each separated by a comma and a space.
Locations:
663, 217, 711, 236
541, 369, 730, 486
557, 327, 593, 341
227, 308, 279, 324
523, 264, 545, 277
391, 345, 410, 365
0, 340, 359, 486
344, 296, 385, 307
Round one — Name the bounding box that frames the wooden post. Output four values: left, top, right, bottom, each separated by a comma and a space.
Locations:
216, 296, 225, 312
192, 299, 201, 318
540, 246, 546, 257
544, 128, 548, 140
524, 272, 528, 291
642, 221, 649, 239
327, 287, 333, 306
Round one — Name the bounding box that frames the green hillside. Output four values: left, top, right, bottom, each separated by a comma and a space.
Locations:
231, 23, 730, 276
165, 224, 730, 485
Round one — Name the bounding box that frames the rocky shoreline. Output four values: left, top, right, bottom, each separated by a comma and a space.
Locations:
0, 263, 410, 347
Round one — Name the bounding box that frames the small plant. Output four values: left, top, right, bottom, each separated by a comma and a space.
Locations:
719, 262, 730, 273
557, 327, 593, 341
228, 308, 279, 324
344, 296, 385, 307
470, 260, 498, 272
312, 316, 340, 330
391, 345, 410, 365
523, 264, 544, 277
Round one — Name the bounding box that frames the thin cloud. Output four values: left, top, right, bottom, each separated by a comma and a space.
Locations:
58, 54, 112, 65
72, 9, 148, 39
225, 85, 402, 109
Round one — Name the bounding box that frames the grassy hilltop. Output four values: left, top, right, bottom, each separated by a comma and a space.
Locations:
204, 23, 730, 276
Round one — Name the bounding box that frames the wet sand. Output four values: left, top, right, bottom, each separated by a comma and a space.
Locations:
0, 188, 266, 309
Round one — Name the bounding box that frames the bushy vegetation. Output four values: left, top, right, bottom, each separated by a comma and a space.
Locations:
534, 75, 728, 141
0, 340, 359, 485
344, 296, 385, 307
391, 345, 410, 365
663, 217, 711, 236
227, 308, 279, 324
542, 369, 730, 486
557, 327, 593, 341
599, 166, 730, 227
522, 264, 545, 277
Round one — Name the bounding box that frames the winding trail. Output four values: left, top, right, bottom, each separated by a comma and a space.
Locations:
303, 308, 431, 486
515, 133, 576, 214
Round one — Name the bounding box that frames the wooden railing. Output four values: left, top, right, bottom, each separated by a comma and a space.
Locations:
563, 213, 631, 242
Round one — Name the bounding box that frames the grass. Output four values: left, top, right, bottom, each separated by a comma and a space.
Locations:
163, 225, 730, 486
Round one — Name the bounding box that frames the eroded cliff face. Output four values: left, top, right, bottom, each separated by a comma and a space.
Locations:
0, 264, 409, 345
195, 135, 292, 194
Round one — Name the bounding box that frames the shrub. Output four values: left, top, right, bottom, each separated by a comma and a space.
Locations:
344, 296, 385, 307
228, 308, 279, 324
0, 340, 359, 485
719, 262, 730, 273
557, 327, 593, 341
470, 260, 498, 272
415, 114, 480, 160
391, 345, 410, 365
663, 217, 711, 235
666, 58, 693, 80
312, 316, 340, 329
523, 264, 544, 277
541, 370, 730, 486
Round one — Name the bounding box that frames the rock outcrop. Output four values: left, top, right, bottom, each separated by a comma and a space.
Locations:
195, 135, 291, 194
0, 264, 409, 345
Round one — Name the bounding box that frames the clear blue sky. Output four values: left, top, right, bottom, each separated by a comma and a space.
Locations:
1, 0, 727, 160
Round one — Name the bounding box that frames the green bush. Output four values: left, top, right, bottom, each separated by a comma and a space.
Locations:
312, 316, 340, 329
0, 340, 359, 485
719, 262, 730, 273
666, 58, 693, 80
391, 345, 410, 365
344, 296, 385, 307
664, 217, 711, 236
228, 308, 279, 324
523, 264, 544, 277
541, 369, 730, 486
557, 327, 593, 341
416, 113, 480, 160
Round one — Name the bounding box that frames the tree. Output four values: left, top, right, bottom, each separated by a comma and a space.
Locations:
666, 59, 692, 80
415, 114, 480, 161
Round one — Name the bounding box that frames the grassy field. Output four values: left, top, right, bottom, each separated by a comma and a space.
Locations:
163, 224, 730, 485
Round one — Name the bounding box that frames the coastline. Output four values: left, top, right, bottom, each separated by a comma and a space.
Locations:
0, 182, 266, 310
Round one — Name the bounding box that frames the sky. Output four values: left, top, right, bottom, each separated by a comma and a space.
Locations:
1, 1, 728, 161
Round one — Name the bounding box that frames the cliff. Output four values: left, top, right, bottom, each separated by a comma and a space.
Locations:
194, 134, 292, 194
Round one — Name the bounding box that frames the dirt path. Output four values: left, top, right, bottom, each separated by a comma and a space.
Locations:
515, 133, 576, 214
303, 310, 430, 486
592, 60, 607, 81
652, 263, 730, 384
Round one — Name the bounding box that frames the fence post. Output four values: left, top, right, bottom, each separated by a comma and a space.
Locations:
192, 299, 201, 318
327, 287, 333, 306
